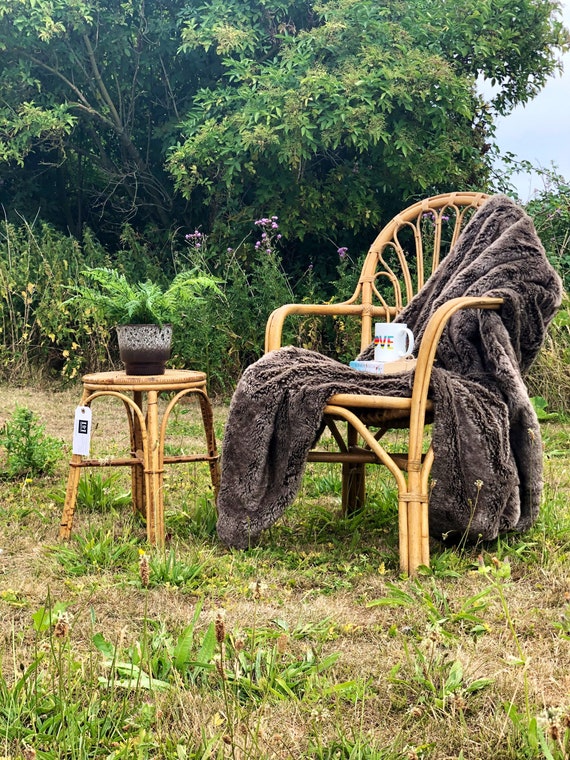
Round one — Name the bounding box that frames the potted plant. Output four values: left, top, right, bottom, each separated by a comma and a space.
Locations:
67, 267, 221, 375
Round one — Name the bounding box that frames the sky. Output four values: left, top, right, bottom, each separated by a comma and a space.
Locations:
490, 3, 570, 200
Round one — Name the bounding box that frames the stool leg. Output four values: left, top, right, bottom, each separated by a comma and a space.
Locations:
196, 390, 221, 498
145, 389, 163, 547
59, 456, 83, 539
130, 391, 146, 518
60, 386, 91, 539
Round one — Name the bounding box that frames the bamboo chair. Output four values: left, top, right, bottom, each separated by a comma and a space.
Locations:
265, 191, 504, 574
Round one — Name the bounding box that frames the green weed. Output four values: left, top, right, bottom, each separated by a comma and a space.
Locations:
145, 548, 205, 590
51, 471, 132, 513
50, 526, 140, 575
0, 406, 64, 479
367, 578, 491, 640
506, 703, 570, 760
389, 642, 493, 717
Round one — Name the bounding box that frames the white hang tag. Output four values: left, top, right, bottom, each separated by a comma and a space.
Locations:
72, 406, 92, 456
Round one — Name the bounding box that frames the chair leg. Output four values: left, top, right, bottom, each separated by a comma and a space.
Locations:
342, 462, 366, 514
399, 476, 430, 574
342, 422, 366, 514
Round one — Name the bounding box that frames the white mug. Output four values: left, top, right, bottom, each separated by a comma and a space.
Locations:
374, 322, 415, 363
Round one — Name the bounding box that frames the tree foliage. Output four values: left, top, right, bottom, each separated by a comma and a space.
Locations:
0, 0, 200, 237
169, 0, 569, 244
0, 0, 567, 257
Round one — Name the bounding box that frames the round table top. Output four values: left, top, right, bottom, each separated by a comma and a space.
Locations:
81, 369, 207, 391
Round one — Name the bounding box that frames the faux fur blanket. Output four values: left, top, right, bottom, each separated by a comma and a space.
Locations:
217, 195, 563, 549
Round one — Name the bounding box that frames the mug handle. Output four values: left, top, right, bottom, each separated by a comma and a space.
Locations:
403, 328, 415, 357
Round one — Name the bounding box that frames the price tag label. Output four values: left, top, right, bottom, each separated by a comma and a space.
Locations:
72, 406, 92, 456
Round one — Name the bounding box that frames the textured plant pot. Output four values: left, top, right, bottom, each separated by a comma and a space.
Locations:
116, 324, 172, 375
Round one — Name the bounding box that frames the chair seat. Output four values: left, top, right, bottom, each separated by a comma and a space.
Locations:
326, 394, 434, 427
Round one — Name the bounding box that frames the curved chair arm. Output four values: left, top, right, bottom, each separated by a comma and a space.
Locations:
326, 295, 504, 412
406, 295, 504, 462
265, 301, 397, 353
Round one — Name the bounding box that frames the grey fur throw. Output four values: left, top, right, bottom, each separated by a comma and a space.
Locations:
217, 195, 563, 549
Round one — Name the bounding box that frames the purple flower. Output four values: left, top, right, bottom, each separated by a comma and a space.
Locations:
337, 247, 348, 258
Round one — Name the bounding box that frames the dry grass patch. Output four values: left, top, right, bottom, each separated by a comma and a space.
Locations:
0, 383, 569, 759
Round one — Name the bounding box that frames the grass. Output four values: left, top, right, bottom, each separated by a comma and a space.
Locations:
0, 385, 569, 759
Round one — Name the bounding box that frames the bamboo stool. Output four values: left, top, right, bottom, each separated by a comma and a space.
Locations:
59, 369, 220, 547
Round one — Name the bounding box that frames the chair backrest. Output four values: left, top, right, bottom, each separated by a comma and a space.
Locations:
352, 191, 489, 352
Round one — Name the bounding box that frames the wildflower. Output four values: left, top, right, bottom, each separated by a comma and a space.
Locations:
54, 612, 70, 639
139, 550, 150, 588
215, 613, 226, 644
249, 580, 267, 599
337, 247, 348, 258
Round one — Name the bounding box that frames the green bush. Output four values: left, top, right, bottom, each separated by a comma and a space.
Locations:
0, 219, 110, 381
528, 296, 570, 414
524, 179, 570, 413
0, 200, 566, 409
0, 406, 63, 479
526, 176, 570, 293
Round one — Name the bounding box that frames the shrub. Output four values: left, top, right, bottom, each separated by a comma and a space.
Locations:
528, 295, 570, 414
525, 176, 570, 293
0, 219, 110, 381
0, 406, 64, 479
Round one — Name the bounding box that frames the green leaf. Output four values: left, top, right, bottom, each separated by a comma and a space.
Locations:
173, 599, 204, 671
32, 601, 68, 632
92, 632, 116, 660
194, 621, 217, 668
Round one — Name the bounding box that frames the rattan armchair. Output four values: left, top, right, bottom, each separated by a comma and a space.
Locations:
265, 192, 504, 574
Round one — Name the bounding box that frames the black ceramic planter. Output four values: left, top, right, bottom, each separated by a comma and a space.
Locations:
116, 324, 173, 375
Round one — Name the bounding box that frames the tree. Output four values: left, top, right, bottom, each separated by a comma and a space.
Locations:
0, 0, 567, 264
0, 0, 203, 237
168, 0, 569, 250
